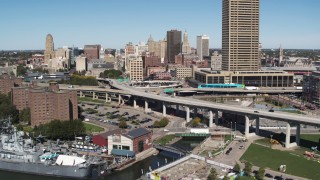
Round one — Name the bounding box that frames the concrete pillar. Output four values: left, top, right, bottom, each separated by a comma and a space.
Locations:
80, 91, 85, 97
245, 115, 250, 137
173, 92, 176, 97
285, 123, 291, 148
118, 95, 121, 104
296, 124, 301, 146
133, 99, 137, 108
186, 106, 190, 122
255, 116, 260, 135
93, 92, 98, 100
215, 110, 219, 125
209, 110, 213, 128
105, 93, 109, 102
163, 103, 166, 117
145, 100, 149, 112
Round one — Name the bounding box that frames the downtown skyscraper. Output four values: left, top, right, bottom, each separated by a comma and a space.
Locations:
222, 0, 260, 71
167, 30, 182, 64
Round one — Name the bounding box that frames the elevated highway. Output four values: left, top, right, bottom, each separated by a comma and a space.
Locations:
56, 80, 318, 148
173, 87, 302, 94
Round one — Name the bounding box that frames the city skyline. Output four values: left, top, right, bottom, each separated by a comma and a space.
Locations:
0, 0, 319, 50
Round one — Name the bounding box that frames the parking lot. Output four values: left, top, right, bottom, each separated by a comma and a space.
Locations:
80, 102, 161, 131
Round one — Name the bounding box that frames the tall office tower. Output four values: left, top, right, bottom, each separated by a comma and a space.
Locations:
197, 35, 210, 60
279, 44, 283, 64
44, 34, 55, 61
182, 31, 191, 54
222, 0, 260, 71
167, 30, 182, 64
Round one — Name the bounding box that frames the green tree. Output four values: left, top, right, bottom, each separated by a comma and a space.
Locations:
19, 108, 31, 124
17, 65, 28, 76
0, 93, 19, 123
243, 162, 252, 177
119, 121, 127, 129
256, 167, 265, 180
233, 162, 241, 173
207, 168, 218, 180
99, 69, 123, 79
192, 117, 201, 127
222, 174, 228, 180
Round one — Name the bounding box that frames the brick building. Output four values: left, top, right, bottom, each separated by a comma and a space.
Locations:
84, 45, 101, 60
127, 128, 152, 154
12, 82, 78, 126
0, 74, 23, 95
107, 128, 152, 156
92, 129, 126, 148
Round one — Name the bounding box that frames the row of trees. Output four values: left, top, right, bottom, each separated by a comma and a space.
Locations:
99, 69, 123, 79
59, 74, 98, 86
153, 117, 169, 128
33, 120, 85, 140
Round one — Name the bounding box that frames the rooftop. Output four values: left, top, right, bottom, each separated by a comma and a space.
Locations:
126, 128, 150, 139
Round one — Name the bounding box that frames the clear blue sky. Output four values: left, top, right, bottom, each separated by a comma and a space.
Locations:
0, 0, 319, 50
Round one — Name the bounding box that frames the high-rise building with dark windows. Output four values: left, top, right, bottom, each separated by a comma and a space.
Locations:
166, 30, 182, 64
222, 0, 260, 71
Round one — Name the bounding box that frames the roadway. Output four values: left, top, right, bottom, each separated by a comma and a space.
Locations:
174, 87, 302, 94
109, 80, 320, 127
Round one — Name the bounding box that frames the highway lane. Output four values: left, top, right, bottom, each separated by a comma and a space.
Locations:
110, 81, 320, 126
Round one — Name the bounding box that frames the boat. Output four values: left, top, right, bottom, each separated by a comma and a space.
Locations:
0, 118, 107, 179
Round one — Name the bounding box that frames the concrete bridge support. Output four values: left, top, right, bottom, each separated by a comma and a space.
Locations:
296, 123, 301, 146
185, 106, 190, 123
133, 98, 137, 108
209, 110, 213, 128
145, 100, 149, 113
285, 123, 291, 148
80, 91, 85, 98
245, 115, 250, 137
92, 92, 98, 100
255, 117, 260, 135
215, 110, 219, 125
118, 95, 124, 105
163, 103, 166, 117
105, 93, 111, 102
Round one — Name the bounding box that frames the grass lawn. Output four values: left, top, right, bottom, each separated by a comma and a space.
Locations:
83, 122, 104, 134
300, 134, 320, 144
154, 135, 176, 145
241, 144, 320, 179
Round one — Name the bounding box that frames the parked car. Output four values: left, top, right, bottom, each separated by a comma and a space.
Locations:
265, 173, 273, 178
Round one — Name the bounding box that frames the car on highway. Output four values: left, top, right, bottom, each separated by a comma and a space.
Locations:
239, 145, 244, 149
164, 129, 169, 132
254, 111, 259, 113
269, 109, 274, 112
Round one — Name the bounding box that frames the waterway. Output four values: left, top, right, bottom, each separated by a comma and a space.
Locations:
0, 137, 205, 180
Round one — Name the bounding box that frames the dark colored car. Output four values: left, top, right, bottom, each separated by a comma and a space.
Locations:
269, 109, 274, 112
274, 176, 284, 180
254, 111, 259, 113
265, 173, 273, 178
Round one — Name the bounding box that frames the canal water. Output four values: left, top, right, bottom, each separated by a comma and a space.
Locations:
0, 137, 205, 180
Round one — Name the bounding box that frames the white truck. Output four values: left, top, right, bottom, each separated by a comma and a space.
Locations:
245, 86, 259, 90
